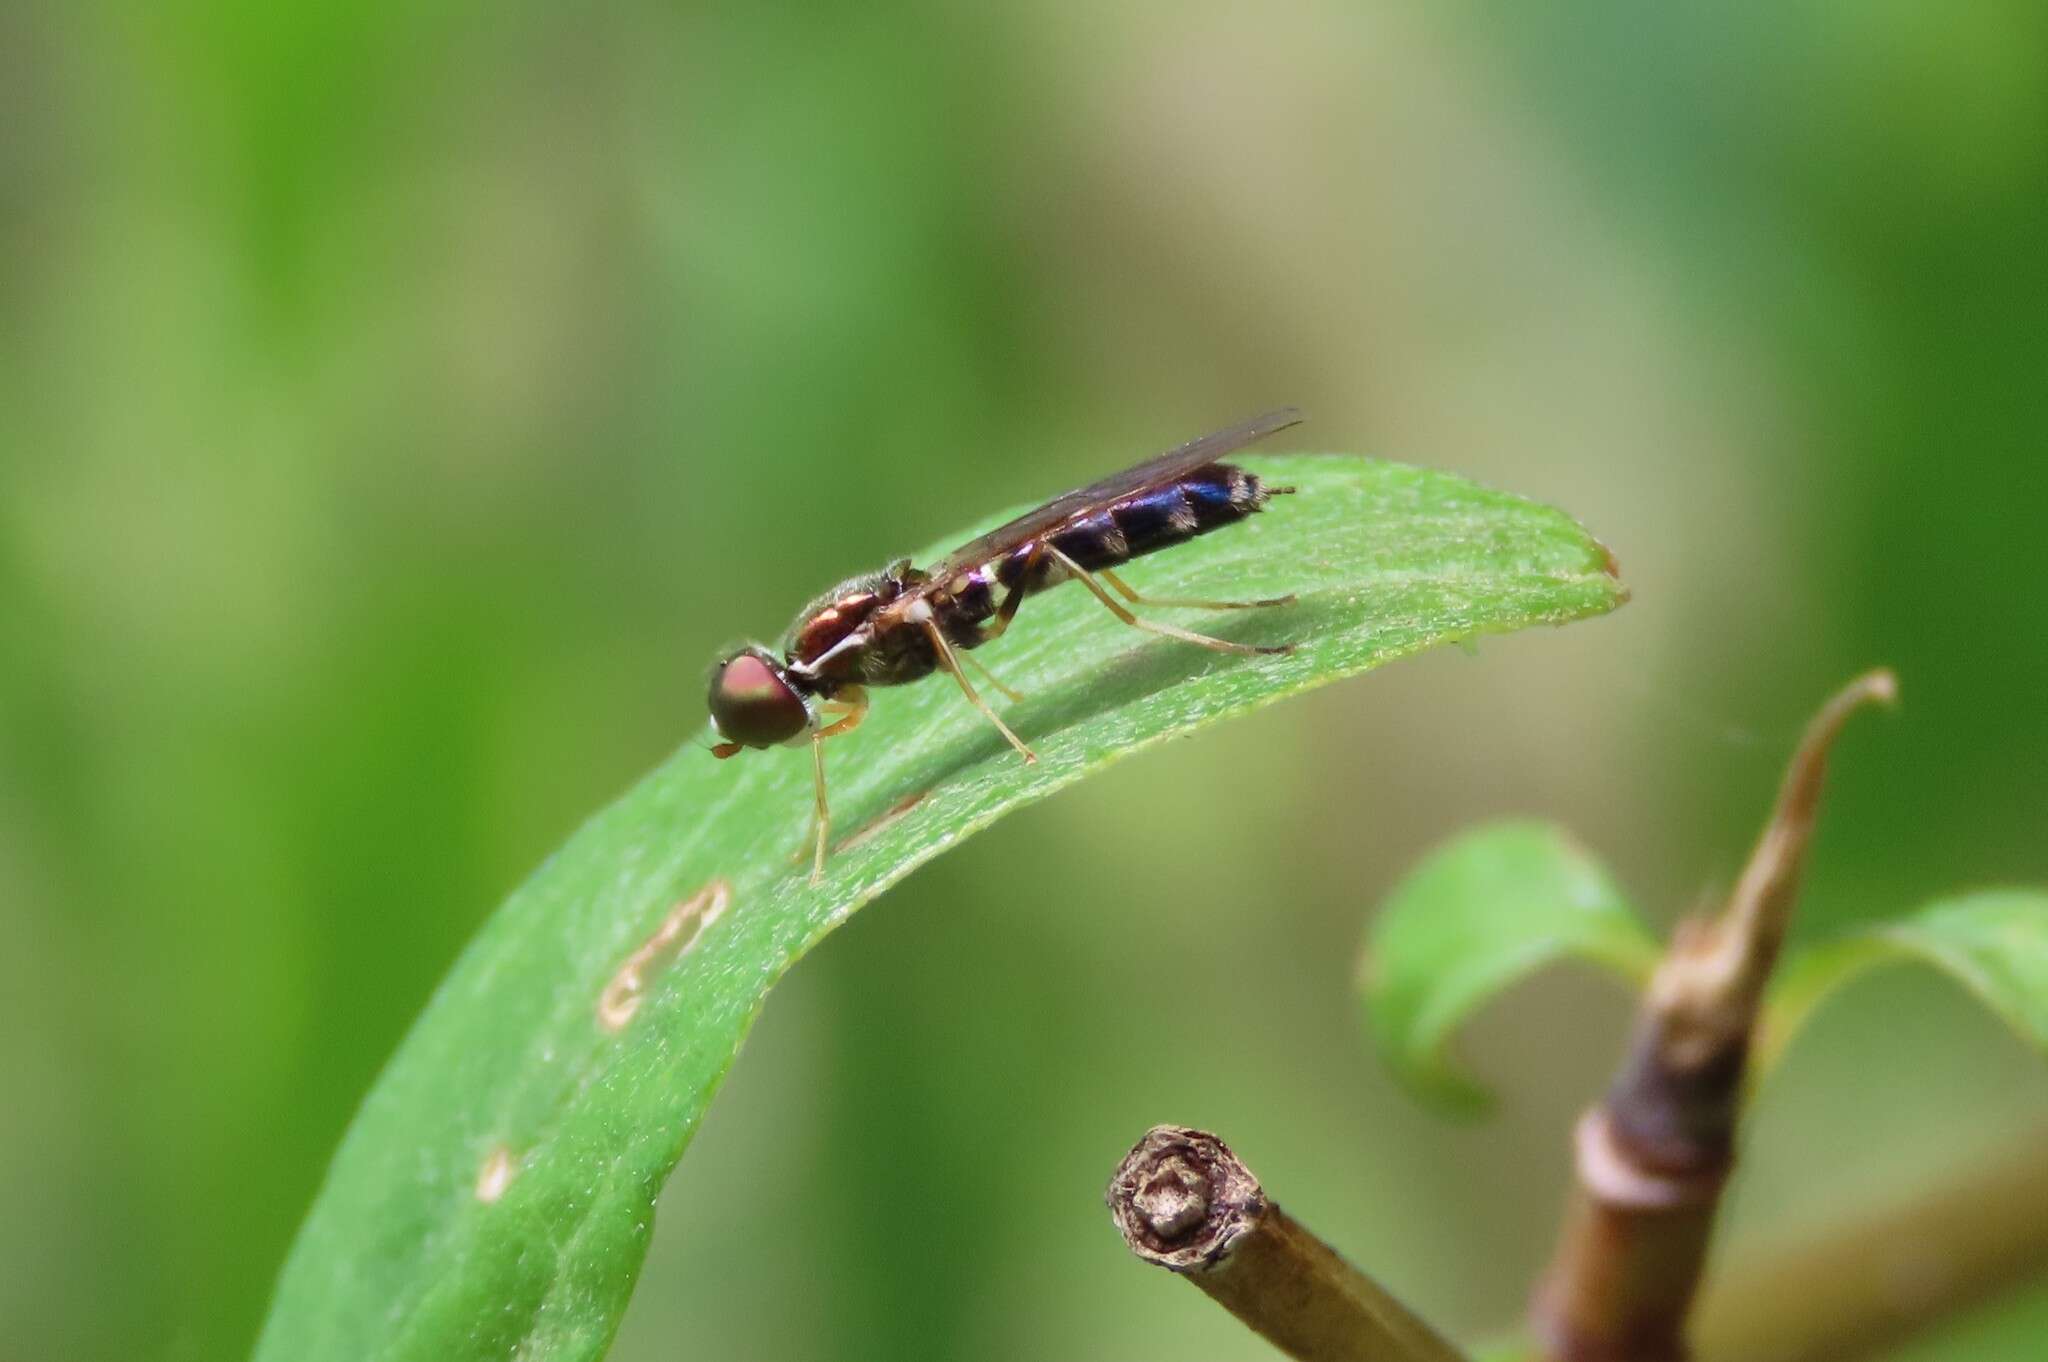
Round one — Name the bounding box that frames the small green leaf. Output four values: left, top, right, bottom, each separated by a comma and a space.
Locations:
257, 455, 1625, 1361
1758, 889, 2048, 1075
1362, 820, 1659, 1115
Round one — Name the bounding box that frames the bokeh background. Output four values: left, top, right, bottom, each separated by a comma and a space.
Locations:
4, 2, 2046, 1359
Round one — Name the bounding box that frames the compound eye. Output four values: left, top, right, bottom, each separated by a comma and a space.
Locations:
708, 652, 809, 748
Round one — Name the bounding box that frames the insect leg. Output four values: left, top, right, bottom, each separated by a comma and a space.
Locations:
807, 732, 831, 885
1099, 567, 1296, 612
919, 617, 1038, 763
1045, 545, 1293, 656
817, 686, 869, 738
806, 687, 869, 884
957, 647, 1025, 702
943, 550, 1038, 702
977, 543, 1044, 644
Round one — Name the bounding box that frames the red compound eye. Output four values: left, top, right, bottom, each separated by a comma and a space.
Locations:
708, 650, 808, 749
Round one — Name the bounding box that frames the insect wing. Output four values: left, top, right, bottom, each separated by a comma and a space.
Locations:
923, 407, 1304, 582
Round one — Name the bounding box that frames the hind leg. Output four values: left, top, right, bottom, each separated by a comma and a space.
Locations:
1046, 546, 1294, 657
1099, 567, 1295, 612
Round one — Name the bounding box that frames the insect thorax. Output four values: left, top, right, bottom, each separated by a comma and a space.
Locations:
783, 560, 928, 672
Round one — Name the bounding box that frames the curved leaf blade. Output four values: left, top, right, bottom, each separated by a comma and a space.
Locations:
1758, 889, 2048, 1075
1361, 819, 1659, 1115
257, 455, 1627, 1361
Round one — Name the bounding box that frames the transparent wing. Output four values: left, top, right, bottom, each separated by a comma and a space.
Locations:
924, 408, 1304, 580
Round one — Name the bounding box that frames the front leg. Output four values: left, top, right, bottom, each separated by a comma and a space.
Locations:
806, 687, 869, 884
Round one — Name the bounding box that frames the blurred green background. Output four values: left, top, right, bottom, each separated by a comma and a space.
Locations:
4, 2, 2045, 1359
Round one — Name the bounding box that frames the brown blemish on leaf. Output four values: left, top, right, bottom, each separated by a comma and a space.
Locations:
475, 1146, 518, 1203
835, 791, 929, 854
597, 879, 733, 1032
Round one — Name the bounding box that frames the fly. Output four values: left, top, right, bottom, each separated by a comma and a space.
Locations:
707, 408, 1305, 882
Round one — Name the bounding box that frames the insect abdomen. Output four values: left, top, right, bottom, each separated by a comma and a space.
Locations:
1048, 462, 1275, 573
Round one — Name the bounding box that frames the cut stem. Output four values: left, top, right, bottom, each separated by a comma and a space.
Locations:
1107, 1125, 1467, 1362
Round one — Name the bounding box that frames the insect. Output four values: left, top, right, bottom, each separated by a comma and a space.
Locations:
708, 407, 1305, 882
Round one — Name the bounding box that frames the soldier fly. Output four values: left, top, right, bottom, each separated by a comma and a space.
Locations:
708, 408, 1304, 882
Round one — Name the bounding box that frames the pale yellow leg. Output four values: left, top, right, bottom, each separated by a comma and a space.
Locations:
976, 543, 1043, 646
958, 646, 1025, 702
808, 735, 831, 885
1099, 567, 1296, 612
920, 618, 1038, 763
1048, 547, 1293, 656
806, 688, 868, 884
817, 688, 869, 738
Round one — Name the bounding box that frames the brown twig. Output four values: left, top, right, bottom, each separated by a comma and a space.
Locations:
1694, 1124, 2048, 1362
1106, 1125, 1467, 1362
1530, 670, 1899, 1362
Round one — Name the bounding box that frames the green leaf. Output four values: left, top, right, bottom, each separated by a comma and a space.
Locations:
257, 455, 1625, 1361
1361, 819, 1659, 1115
1757, 889, 2048, 1075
